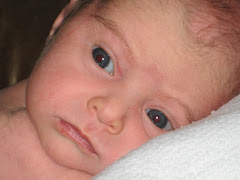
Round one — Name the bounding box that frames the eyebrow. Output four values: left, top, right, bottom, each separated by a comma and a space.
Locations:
91, 14, 131, 52
170, 96, 195, 123
161, 93, 196, 123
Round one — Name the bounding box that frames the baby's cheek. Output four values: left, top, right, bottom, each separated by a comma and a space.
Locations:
84, 122, 103, 135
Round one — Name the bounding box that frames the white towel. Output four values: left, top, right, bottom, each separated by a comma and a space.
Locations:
94, 94, 240, 180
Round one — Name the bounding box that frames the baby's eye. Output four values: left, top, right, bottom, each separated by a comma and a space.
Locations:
146, 109, 172, 131
92, 47, 114, 75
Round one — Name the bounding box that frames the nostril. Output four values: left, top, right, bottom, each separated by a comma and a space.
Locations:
87, 97, 101, 114
87, 96, 125, 134
106, 120, 124, 135
93, 106, 97, 111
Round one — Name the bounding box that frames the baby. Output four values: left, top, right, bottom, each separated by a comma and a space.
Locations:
1, 0, 240, 179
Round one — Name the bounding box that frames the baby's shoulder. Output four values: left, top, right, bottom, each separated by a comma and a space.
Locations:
0, 106, 28, 131
0, 100, 26, 132
0, 107, 8, 128
0, 81, 27, 129
0, 106, 42, 179
0, 105, 29, 177
0, 105, 14, 134
0, 101, 29, 145
0, 85, 31, 153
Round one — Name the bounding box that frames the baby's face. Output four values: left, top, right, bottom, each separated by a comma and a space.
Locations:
26, 2, 223, 176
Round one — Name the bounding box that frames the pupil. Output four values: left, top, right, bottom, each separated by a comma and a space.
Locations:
96, 54, 104, 62
153, 115, 161, 123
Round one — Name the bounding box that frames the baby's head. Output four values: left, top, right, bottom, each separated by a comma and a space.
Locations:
26, 0, 240, 176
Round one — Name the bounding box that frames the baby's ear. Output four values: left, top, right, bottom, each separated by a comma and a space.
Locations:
49, 0, 78, 37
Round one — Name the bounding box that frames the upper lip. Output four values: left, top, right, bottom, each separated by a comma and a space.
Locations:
59, 119, 97, 155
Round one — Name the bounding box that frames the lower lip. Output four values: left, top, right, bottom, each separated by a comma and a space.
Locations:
59, 120, 97, 155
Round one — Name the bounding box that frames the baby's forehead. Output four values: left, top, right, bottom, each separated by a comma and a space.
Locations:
63, 0, 239, 60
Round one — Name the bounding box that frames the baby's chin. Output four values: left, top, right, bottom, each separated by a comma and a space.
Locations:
37, 125, 104, 175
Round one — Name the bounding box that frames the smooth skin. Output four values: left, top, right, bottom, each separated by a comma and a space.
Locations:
0, 0, 229, 179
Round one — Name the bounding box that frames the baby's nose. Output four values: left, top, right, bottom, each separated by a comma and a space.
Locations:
87, 96, 125, 135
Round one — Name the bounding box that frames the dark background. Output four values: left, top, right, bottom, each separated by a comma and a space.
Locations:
0, 0, 68, 89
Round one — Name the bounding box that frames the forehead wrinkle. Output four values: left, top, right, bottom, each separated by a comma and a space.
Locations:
91, 14, 134, 62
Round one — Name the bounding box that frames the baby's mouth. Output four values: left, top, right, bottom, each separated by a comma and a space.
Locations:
59, 120, 97, 155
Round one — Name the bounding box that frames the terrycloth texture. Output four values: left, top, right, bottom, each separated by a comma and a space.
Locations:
94, 94, 240, 180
